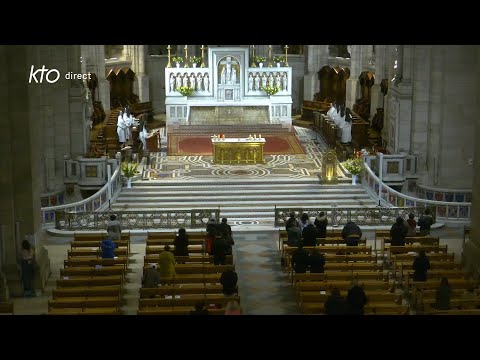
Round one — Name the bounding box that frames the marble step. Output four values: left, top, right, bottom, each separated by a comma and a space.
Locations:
132, 178, 322, 186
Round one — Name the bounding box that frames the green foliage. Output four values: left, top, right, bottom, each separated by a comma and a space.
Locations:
273, 55, 284, 63
190, 56, 202, 64
121, 162, 138, 178
255, 56, 266, 63
177, 86, 194, 96
261, 85, 280, 96
342, 157, 364, 176
172, 56, 183, 63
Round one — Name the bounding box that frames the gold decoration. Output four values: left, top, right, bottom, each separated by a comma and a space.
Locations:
251, 45, 256, 68
284, 45, 289, 67
201, 45, 206, 68
167, 45, 172, 68
268, 45, 273, 67
184, 45, 189, 68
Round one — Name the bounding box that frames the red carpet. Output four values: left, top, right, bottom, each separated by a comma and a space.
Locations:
168, 133, 305, 156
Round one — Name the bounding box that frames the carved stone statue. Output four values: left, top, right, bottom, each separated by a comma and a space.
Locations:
282, 72, 288, 91
275, 72, 281, 90
261, 73, 267, 89
254, 73, 261, 91
175, 73, 182, 90
182, 73, 188, 87
169, 74, 175, 92
190, 73, 196, 90
268, 73, 274, 88
220, 67, 226, 84
196, 73, 203, 91
203, 73, 209, 91
248, 73, 253, 91
231, 67, 237, 84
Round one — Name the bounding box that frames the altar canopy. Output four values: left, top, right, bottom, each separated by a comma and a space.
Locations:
165, 47, 293, 133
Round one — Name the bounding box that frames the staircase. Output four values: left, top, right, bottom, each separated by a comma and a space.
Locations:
111, 179, 378, 226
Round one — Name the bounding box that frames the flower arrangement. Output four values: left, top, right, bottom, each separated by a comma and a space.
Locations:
255, 56, 267, 63
190, 56, 202, 65
273, 55, 284, 63
121, 161, 138, 178
261, 85, 280, 96
342, 157, 364, 176
172, 56, 183, 63
177, 85, 194, 96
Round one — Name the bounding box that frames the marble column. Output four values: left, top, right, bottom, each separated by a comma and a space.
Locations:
463, 106, 480, 277
369, 45, 386, 121
303, 45, 328, 101
345, 45, 363, 108
132, 45, 150, 102
81, 45, 110, 110
0, 45, 49, 297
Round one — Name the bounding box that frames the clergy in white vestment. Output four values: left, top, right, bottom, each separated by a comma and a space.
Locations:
138, 121, 148, 150
123, 112, 133, 141
117, 110, 127, 146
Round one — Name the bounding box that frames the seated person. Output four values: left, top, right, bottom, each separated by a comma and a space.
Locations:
291, 242, 309, 273
309, 249, 326, 273
190, 302, 209, 315
412, 249, 431, 282
324, 287, 347, 315
390, 217, 408, 246
346, 280, 368, 315
142, 264, 161, 290
341, 221, 362, 246
220, 269, 238, 297
158, 245, 176, 285
100, 237, 116, 259
435, 277, 452, 310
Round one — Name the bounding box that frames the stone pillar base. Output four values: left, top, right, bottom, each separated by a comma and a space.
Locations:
369, 84, 384, 121
303, 74, 317, 102
136, 74, 150, 103
346, 79, 359, 109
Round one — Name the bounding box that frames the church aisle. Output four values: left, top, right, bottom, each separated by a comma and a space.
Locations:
232, 230, 299, 315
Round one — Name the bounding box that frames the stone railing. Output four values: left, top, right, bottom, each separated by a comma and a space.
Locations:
416, 183, 472, 203
55, 209, 221, 231
41, 166, 122, 227
275, 206, 431, 228
362, 161, 471, 222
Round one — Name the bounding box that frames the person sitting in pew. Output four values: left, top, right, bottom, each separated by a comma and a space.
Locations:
314, 211, 328, 239
412, 249, 431, 282
346, 279, 368, 315
291, 241, 310, 274
174, 228, 189, 259
406, 213, 417, 237
220, 268, 238, 297
100, 237, 117, 259
142, 264, 161, 291
158, 245, 176, 285
309, 249, 326, 273
342, 221, 362, 246
390, 216, 408, 246
435, 277, 452, 310
302, 217, 319, 247
324, 287, 347, 315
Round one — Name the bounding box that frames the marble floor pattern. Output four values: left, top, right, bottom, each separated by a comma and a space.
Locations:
9, 223, 468, 315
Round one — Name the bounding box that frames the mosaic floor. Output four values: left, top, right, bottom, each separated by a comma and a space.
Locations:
141, 127, 348, 181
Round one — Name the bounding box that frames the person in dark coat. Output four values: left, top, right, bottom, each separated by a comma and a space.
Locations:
412, 249, 431, 281
220, 269, 238, 296
302, 217, 319, 246
285, 212, 299, 231
346, 280, 368, 314
341, 221, 362, 246
435, 277, 452, 310
390, 217, 408, 246
418, 208, 434, 236
314, 211, 328, 239
324, 287, 347, 315
211, 232, 228, 265
286, 226, 301, 247
174, 228, 189, 257
291, 241, 309, 273
309, 249, 326, 273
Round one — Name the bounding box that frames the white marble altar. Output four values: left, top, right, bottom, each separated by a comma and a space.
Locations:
165, 47, 293, 133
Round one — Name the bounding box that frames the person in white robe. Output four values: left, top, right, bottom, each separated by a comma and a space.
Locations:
123, 111, 133, 143
138, 121, 148, 150
117, 110, 126, 147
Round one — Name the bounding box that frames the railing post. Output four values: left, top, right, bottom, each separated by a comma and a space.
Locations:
378, 152, 384, 206
107, 164, 112, 205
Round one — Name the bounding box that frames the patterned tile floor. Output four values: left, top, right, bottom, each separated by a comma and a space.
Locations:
141, 127, 349, 181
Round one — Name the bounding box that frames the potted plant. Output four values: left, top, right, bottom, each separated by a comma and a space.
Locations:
172, 56, 183, 67
190, 56, 202, 68
121, 161, 138, 188
341, 157, 364, 185
273, 55, 284, 67
255, 56, 266, 67
261, 84, 280, 96
177, 85, 194, 97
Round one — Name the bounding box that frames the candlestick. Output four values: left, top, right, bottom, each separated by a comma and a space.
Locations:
167, 45, 172, 68
251, 45, 256, 68
284, 45, 289, 66
268, 45, 273, 67
184, 45, 189, 68
201, 45, 206, 68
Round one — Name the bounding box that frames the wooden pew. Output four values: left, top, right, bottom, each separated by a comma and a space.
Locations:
60, 265, 126, 277
144, 254, 233, 265
0, 302, 14, 315
52, 286, 122, 299
147, 238, 206, 246
71, 240, 129, 249
142, 264, 234, 275
140, 284, 224, 298
428, 308, 480, 315
283, 245, 372, 255
146, 245, 204, 255
137, 307, 225, 315
48, 296, 121, 309
56, 275, 124, 287
295, 280, 391, 293
138, 294, 240, 309
68, 248, 128, 258
64, 256, 129, 269
294, 271, 386, 283
49, 307, 120, 315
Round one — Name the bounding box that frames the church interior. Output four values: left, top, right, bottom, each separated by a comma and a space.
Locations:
0, 44, 479, 315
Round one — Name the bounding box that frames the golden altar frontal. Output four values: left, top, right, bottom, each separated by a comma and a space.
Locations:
212, 137, 266, 164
